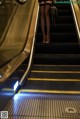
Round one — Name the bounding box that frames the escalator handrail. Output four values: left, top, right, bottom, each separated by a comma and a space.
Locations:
70, 0, 80, 42
19, 3, 39, 88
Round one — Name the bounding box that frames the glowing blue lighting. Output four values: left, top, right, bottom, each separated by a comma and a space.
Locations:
14, 81, 19, 91
0, 92, 13, 96
14, 94, 19, 100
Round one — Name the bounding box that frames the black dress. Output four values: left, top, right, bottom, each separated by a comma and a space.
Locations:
38, 0, 52, 3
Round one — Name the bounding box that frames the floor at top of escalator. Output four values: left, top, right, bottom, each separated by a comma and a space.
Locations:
0, 93, 80, 119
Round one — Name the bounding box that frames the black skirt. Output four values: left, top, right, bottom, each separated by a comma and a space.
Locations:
38, 0, 52, 3
38, 0, 43, 3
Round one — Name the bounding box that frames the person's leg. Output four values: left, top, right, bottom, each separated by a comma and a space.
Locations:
40, 2, 46, 43
45, 0, 52, 43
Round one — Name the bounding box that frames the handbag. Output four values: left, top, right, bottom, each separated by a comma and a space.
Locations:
50, 0, 58, 25
51, 0, 58, 17
51, 6, 58, 17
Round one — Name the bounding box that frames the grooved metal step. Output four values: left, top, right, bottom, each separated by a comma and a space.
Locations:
32, 64, 80, 71
55, 4, 71, 9
29, 71, 80, 79
34, 54, 80, 65
55, 9, 72, 16
39, 16, 74, 24
36, 33, 77, 43
35, 43, 80, 54
23, 79, 80, 91
38, 24, 76, 33
2, 94, 80, 119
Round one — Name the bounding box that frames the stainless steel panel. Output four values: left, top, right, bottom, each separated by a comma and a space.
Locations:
3, 94, 80, 119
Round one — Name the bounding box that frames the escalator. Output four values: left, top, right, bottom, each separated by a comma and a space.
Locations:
19, 2, 80, 94
0, 1, 80, 119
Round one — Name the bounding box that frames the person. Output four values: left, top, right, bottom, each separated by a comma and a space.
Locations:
38, 0, 53, 43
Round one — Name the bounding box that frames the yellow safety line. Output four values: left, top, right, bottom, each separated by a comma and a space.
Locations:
31, 70, 80, 73
2, 88, 13, 91
34, 64, 80, 67
18, 89, 80, 94
28, 78, 80, 82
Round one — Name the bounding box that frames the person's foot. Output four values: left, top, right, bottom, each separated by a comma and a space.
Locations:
43, 35, 46, 43
46, 35, 50, 43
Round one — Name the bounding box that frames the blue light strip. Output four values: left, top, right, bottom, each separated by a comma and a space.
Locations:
14, 81, 19, 91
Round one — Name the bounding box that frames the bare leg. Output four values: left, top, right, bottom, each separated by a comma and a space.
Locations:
40, 5, 46, 43
45, 2, 52, 43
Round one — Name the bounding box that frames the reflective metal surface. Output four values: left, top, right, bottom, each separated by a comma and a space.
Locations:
71, 0, 80, 41
0, 0, 38, 82
0, 1, 18, 45
0, 0, 34, 67
2, 94, 80, 119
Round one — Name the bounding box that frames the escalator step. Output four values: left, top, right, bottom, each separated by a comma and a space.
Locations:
55, 3, 71, 9
29, 71, 80, 79
39, 16, 74, 24
34, 54, 80, 64
32, 64, 80, 71
56, 9, 72, 16
54, 16, 74, 23
39, 9, 72, 17
36, 33, 77, 43
35, 43, 80, 54
23, 80, 80, 91
38, 24, 76, 33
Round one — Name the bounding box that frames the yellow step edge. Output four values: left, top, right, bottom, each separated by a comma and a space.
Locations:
34, 64, 80, 67
2, 88, 13, 91
18, 89, 80, 94
31, 70, 80, 74
2, 88, 80, 95
28, 78, 80, 82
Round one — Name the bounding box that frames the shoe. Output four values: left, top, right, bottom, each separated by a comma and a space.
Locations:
46, 36, 50, 43
43, 36, 46, 43
46, 40, 50, 43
